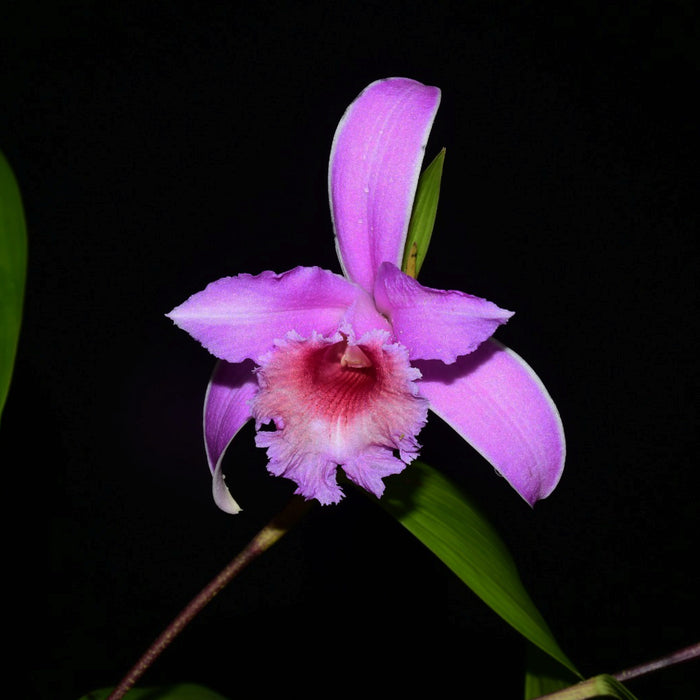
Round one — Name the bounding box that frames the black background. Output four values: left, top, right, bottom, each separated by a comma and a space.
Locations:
2, 2, 698, 699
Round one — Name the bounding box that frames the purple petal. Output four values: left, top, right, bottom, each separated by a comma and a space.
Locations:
415, 340, 565, 505
329, 78, 441, 293
167, 266, 371, 364
374, 262, 513, 363
204, 359, 258, 513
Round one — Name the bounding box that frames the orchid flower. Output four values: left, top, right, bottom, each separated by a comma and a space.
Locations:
167, 78, 565, 514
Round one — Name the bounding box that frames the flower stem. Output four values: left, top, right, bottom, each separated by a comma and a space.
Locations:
107, 495, 313, 700
533, 642, 700, 699
612, 641, 700, 682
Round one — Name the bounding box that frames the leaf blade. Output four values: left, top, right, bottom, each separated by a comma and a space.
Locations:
525, 642, 581, 698
402, 147, 445, 278
79, 683, 230, 699
0, 151, 27, 420
527, 674, 639, 699
380, 460, 580, 678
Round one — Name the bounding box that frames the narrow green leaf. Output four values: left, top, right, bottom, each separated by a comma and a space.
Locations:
402, 147, 445, 278
379, 460, 580, 678
525, 642, 580, 698
0, 151, 27, 420
79, 683, 230, 699
527, 674, 639, 699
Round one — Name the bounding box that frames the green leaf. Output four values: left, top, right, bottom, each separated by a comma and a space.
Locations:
379, 460, 580, 679
0, 150, 27, 421
79, 683, 230, 699
526, 642, 581, 698
402, 147, 445, 278
525, 674, 639, 699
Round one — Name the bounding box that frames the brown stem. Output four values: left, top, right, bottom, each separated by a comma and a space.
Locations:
612, 641, 700, 682
107, 495, 313, 700
534, 642, 700, 699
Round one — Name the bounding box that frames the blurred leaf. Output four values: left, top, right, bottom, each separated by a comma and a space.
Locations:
0, 151, 27, 420
380, 460, 580, 678
79, 683, 230, 699
527, 674, 639, 699
402, 147, 444, 278
526, 642, 580, 698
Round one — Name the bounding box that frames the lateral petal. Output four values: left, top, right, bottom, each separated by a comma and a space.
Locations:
415, 340, 565, 505
167, 266, 365, 364
204, 359, 259, 514
329, 77, 441, 293
374, 262, 513, 363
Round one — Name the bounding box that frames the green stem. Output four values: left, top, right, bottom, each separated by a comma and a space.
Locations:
107, 495, 313, 700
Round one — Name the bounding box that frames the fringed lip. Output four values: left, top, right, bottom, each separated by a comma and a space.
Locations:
251, 329, 428, 504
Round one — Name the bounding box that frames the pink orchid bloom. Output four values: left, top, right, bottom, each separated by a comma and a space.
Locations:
167, 78, 565, 513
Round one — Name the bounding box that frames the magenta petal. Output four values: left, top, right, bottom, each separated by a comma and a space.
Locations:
343, 287, 393, 338
167, 266, 365, 364
204, 359, 258, 514
415, 340, 565, 505
329, 78, 441, 293
374, 262, 513, 363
